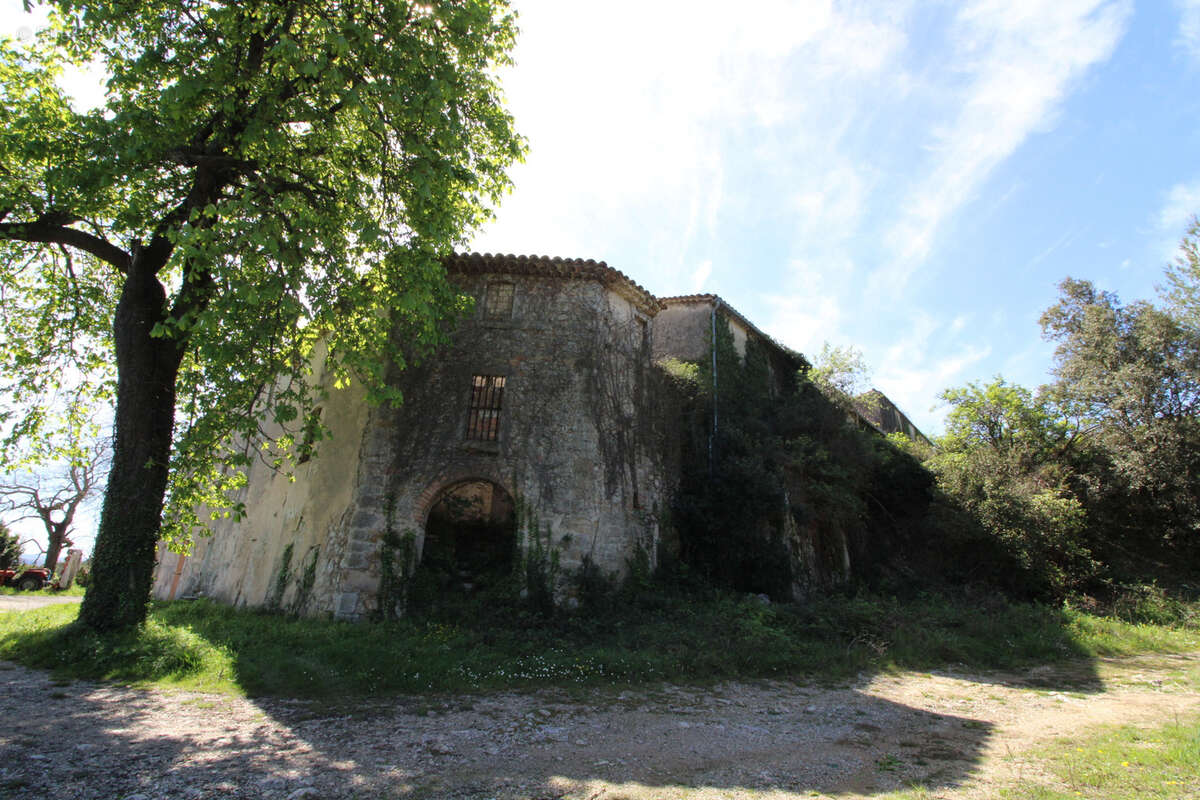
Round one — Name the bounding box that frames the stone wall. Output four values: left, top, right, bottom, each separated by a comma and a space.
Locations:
154, 258, 669, 619
331, 270, 664, 619
151, 346, 373, 615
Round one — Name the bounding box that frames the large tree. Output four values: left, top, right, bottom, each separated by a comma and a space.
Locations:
0, 0, 523, 630
1040, 276, 1200, 549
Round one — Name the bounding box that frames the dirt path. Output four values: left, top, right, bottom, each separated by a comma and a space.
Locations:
0, 594, 82, 613
1, 651, 1197, 800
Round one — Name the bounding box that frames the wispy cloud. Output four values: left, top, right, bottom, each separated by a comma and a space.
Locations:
1177, 0, 1200, 64
762, 290, 844, 358
1158, 179, 1200, 232
1153, 178, 1200, 261
877, 0, 1131, 290
874, 311, 992, 433
474, 0, 910, 292
689, 260, 712, 293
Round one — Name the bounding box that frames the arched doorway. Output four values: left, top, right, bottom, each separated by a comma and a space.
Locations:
411, 479, 517, 613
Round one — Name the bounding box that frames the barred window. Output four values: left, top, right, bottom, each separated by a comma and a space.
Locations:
467, 375, 506, 441
484, 282, 515, 319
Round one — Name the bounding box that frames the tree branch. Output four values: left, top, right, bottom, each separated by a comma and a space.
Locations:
0, 217, 131, 273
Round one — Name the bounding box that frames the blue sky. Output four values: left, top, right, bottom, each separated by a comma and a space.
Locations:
2, 0, 1194, 435
2, 1, 1199, 555
471, 0, 1200, 436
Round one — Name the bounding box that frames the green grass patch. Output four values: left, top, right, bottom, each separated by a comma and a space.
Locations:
999, 714, 1200, 799
0, 589, 1196, 698
0, 584, 87, 596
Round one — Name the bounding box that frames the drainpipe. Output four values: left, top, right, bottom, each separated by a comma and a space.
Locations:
709, 299, 721, 476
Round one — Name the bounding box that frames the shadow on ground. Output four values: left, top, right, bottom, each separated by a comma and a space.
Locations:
1, 656, 999, 800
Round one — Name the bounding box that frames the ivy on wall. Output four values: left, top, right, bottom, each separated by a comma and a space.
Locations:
666, 314, 939, 599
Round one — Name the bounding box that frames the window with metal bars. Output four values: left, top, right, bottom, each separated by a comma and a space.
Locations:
466, 375, 506, 441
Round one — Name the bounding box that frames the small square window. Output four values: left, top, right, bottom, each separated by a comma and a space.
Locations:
467, 375, 506, 441
484, 282, 515, 319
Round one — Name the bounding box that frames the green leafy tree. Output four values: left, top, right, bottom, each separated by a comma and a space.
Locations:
1160, 216, 1200, 328
939, 378, 1074, 464
928, 377, 1097, 596
809, 342, 873, 411
0, 522, 20, 572
0, 1, 524, 630
1040, 276, 1200, 550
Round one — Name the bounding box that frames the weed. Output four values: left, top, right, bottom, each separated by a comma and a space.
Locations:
0, 590, 1196, 700
999, 714, 1200, 799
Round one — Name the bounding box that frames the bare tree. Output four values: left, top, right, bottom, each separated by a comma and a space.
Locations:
1, 438, 109, 572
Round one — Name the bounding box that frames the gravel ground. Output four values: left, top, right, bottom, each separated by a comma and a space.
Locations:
1, 651, 1197, 800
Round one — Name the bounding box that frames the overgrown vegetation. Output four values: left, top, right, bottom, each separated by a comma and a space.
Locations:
666, 309, 980, 601
0, 588, 1195, 698
662, 221, 1200, 607
913, 221, 1200, 600
0, 521, 19, 570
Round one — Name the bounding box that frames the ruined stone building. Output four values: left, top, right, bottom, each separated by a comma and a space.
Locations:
152, 253, 918, 618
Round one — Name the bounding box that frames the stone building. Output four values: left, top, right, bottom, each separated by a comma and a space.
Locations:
152, 252, 920, 618
155, 254, 666, 618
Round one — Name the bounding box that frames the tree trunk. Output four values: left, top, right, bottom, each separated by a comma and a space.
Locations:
79, 264, 182, 631
43, 521, 68, 573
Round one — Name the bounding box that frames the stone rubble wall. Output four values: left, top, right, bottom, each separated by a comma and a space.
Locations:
327, 273, 664, 619
151, 346, 372, 614
154, 269, 669, 620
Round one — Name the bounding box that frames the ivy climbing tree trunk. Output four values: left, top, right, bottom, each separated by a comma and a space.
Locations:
79, 265, 184, 630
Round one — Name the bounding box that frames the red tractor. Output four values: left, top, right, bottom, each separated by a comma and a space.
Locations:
0, 567, 52, 591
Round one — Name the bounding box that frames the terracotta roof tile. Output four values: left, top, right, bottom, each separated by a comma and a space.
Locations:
445, 252, 663, 313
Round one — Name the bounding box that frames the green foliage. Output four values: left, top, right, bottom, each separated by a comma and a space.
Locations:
1040, 274, 1200, 553
924, 224, 1200, 596
928, 377, 1099, 596
669, 317, 935, 598
1161, 216, 1200, 327
939, 377, 1069, 459
266, 541, 294, 612
670, 321, 795, 597
518, 506, 560, 617
656, 356, 701, 386
376, 527, 416, 622
1, 589, 1196, 698
810, 341, 873, 411
0, 521, 19, 571
0, 0, 525, 629
570, 555, 620, 615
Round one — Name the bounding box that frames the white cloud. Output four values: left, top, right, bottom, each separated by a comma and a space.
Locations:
689, 260, 712, 293
1152, 178, 1200, 262
1177, 0, 1200, 64
475, 0, 909, 291
877, 0, 1131, 290
761, 290, 844, 358
0, 0, 47, 38
875, 327, 992, 436
1158, 179, 1200, 232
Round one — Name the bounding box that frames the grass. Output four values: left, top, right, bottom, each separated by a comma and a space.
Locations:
998, 714, 1200, 799
0, 584, 87, 596
1, 586, 1197, 699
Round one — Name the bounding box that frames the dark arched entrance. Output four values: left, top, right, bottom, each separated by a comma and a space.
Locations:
411, 480, 517, 613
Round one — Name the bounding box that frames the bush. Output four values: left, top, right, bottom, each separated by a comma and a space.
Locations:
0, 523, 20, 571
